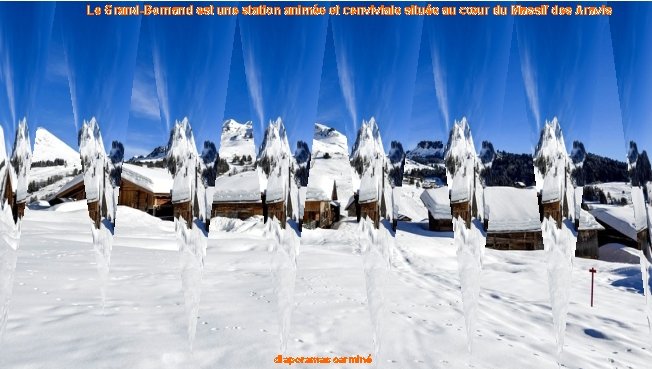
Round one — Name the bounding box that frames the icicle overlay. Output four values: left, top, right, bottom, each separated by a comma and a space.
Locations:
542, 218, 576, 357
167, 118, 215, 350
175, 218, 207, 350
358, 217, 392, 361
453, 217, 485, 353
535, 118, 578, 361
258, 118, 301, 352
0, 217, 19, 342
78, 118, 121, 307
632, 186, 652, 335
266, 218, 300, 353
444, 118, 486, 353
0, 122, 31, 341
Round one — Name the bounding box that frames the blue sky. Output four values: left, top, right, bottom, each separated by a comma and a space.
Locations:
0, 2, 646, 161
610, 3, 652, 154
0, 2, 54, 150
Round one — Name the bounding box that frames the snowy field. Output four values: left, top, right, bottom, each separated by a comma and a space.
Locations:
1, 202, 652, 368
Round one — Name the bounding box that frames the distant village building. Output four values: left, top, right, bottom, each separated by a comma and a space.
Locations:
211, 170, 263, 220
484, 187, 543, 250
420, 186, 453, 231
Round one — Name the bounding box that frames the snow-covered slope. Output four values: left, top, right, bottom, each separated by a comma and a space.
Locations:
29, 128, 82, 201
5, 207, 652, 368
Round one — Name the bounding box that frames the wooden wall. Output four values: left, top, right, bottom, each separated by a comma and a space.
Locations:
359, 201, 380, 228
303, 200, 339, 229
428, 212, 453, 231
540, 200, 562, 227
211, 202, 263, 220
117, 179, 171, 216
265, 201, 286, 228
576, 229, 599, 258
451, 201, 471, 227
485, 230, 543, 250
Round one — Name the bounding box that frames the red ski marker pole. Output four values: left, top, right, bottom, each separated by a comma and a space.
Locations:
589, 267, 597, 307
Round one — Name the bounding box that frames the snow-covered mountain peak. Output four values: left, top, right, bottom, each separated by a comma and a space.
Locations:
11, 118, 33, 203
167, 117, 199, 204
313, 123, 347, 157
447, 117, 476, 157
444, 117, 480, 203
222, 119, 253, 139
32, 127, 80, 165
258, 117, 291, 166
535, 117, 567, 161
351, 117, 385, 175
406, 140, 446, 163
219, 119, 256, 164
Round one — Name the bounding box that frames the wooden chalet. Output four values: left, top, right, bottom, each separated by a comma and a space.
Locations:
120, 164, 173, 217
420, 186, 453, 231
50, 164, 174, 222
483, 187, 543, 251
303, 178, 340, 229
211, 170, 264, 220
589, 204, 645, 250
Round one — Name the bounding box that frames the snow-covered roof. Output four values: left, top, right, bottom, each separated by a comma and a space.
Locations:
590, 204, 642, 240
306, 175, 335, 202
578, 208, 604, 231
420, 187, 452, 220
213, 170, 262, 203
484, 187, 540, 232
121, 163, 173, 194
52, 173, 84, 198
